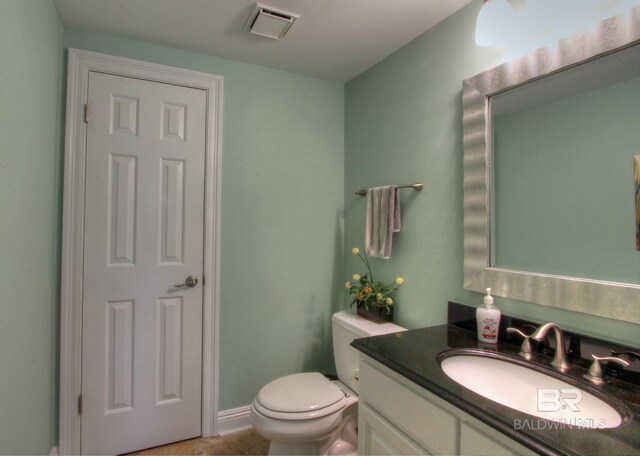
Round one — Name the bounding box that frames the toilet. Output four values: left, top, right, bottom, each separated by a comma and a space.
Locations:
251, 310, 406, 455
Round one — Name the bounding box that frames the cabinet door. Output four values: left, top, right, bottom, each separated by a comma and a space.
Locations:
359, 404, 430, 455
360, 360, 458, 454
460, 421, 537, 456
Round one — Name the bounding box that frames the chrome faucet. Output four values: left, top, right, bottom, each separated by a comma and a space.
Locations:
531, 322, 570, 372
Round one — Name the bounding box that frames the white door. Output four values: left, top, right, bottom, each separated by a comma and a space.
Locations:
81, 71, 207, 455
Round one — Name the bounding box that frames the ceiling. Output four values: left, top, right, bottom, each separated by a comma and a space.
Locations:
54, 0, 475, 83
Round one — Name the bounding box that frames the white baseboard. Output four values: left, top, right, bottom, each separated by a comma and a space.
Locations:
216, 405, 253, 436
53, 408, 252, 451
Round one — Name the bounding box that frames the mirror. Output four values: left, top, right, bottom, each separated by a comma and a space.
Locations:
462, 9, 640, 323
492, 44, 640, 285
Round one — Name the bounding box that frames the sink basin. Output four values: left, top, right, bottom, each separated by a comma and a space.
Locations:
439, 349, 625, 429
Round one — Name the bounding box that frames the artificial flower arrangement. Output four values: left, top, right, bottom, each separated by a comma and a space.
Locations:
345, 247, 404, 321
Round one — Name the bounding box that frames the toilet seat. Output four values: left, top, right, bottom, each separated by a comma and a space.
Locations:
253, 372, 347, 420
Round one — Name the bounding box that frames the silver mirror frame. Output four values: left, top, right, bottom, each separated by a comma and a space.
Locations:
462, 7, 640, 324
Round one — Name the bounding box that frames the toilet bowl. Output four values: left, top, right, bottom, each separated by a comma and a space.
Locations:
251, 373, 358, 455
251, 311, 405, 455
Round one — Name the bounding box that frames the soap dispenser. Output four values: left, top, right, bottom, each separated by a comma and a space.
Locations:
476, 288, 501, 343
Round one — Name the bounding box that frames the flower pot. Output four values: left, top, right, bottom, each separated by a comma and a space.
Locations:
357, 303, 393, 323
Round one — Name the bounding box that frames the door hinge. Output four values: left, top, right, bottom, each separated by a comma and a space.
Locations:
202, 276, 205, 285
78, 394, 82, 415
83, 104, 90, 123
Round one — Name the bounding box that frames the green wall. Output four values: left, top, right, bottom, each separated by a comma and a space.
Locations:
0, 0, 62, 453
344, 1, 640, 347
61, 30, 345, 411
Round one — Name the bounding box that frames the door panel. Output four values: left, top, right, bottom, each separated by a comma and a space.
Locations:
81, 71, 206, 455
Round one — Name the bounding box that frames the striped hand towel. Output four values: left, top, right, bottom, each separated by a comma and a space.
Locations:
365, 185, 401, 259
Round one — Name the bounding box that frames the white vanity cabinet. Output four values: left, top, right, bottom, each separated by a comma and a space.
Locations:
358, 356, 538, 456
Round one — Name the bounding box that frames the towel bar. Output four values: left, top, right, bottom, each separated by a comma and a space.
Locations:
355, 182, 423, 196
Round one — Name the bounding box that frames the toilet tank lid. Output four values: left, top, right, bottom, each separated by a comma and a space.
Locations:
332, 310, 406, 337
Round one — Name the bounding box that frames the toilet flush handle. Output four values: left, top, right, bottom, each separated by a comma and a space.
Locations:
353, 368, 360, 382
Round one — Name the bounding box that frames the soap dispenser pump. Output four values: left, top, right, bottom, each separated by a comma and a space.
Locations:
476, 288, 501, 343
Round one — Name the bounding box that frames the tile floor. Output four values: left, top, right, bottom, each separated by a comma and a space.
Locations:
127, 429, 270, 455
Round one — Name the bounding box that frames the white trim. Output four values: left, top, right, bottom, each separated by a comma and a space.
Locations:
216, 406, 253, 436
59, 49, 223, 455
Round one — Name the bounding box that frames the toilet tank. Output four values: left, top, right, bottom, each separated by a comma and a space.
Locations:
332, 310, 405, 393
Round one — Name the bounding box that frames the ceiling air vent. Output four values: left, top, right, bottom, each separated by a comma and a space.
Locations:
245, 3, 299, 40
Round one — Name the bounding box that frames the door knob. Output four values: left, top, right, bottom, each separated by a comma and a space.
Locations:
174, 275, 198, 288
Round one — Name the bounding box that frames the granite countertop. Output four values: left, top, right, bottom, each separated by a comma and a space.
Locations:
351, 324, 640, 456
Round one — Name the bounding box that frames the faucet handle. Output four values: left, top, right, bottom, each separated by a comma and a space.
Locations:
507, 327, 533, 360
611, 350, 640, 361
583, 355, 629, 385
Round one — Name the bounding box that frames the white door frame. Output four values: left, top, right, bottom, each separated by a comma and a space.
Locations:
59, 49, 223, 455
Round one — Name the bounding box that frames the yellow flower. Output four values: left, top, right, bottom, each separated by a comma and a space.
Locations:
376, 293, 383, 301
345, 281, 351, 289
353, 273, 361, 281
386, 297, 394, 305
352, 247, 360, 255
395, 277, 405, 285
